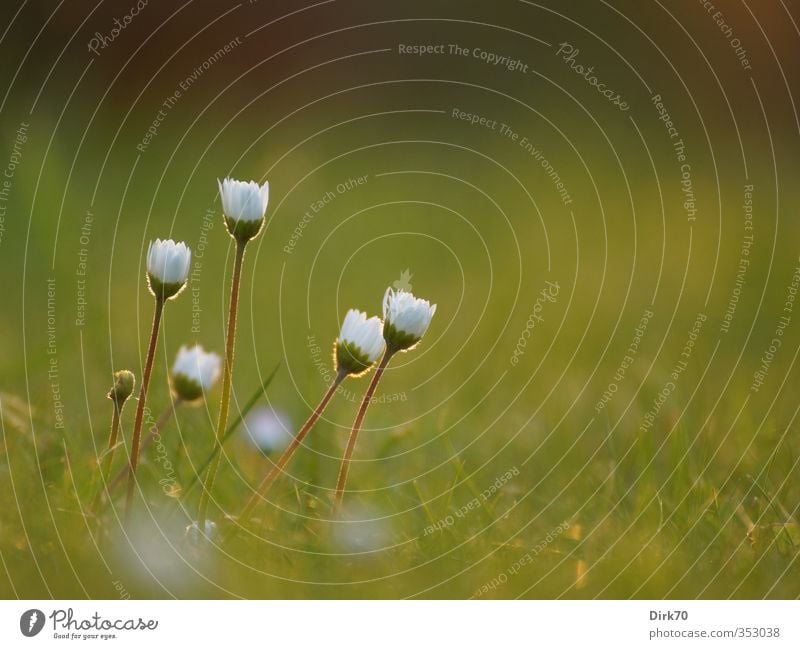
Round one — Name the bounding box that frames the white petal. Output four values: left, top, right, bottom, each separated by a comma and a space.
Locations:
383, 287, 436, 341
219, 177, 269, 223
172, 344, 221, 389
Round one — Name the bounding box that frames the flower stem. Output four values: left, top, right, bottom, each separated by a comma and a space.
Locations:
225, 370, 346, 543
91, 400, 124, 514
334, 349, 393, 510
125, 297, 164, 523
198, 238, 247, 529
107, 398, 180, 495
180, 362, 280, 498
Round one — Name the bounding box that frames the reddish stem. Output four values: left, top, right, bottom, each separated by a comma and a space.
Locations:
334, 350, 393, 508
125, 297, 164, 522
226, 371, 345, 541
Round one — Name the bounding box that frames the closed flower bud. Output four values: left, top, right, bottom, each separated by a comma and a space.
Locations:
218, 177, 269, 242
382, 288, 436, 352
335, 309, 385, 376
171, 345, 222, 402
107, 370, 135, 407
146, 239, 191, 300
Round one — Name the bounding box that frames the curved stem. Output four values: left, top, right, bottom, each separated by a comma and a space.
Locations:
107, 398, 180, 494
226, 371, 345, 542
198, 238, 246, 529
181, 362, 280, 498
125, 297, 164, 523
334, 349, 393, 509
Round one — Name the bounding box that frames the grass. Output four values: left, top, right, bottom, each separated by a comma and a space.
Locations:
2, 78, 800, 598
2, 333, 799, 598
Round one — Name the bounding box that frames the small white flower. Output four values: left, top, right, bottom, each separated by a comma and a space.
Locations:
336, 309, 385, 375
332, 504, 394, 553
185, 519, 218, 545
218, 177, 269, 222
218, 177, 269, 241
146, 238, 191, 299
243, 406, 293, 454
171, 344, 221, 401
382, 288, 436, 351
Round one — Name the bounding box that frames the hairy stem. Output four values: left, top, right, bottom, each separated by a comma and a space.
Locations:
181, 362, 280, 498
125, 297, 164, 522
334, 350, 393, 509
107, 398, 180, 494
198, 239, 246, 529
226, 371, 345, 542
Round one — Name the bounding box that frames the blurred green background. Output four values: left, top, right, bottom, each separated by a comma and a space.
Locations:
1, 0, 800, 598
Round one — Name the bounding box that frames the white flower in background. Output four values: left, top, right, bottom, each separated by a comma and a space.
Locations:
332, 504, 394, 554
228, 309, 382, 534
335, 309, 386, 376
185, 519, 218, 545
114, 516, 200, 585
171, 345, 222, 402
218, 177, 269, 241
382, 288, 437, 352
146, 238, 191, 300
243, 406, 293, 454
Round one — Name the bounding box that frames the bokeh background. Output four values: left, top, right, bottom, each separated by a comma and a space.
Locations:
1, 0, 800, 598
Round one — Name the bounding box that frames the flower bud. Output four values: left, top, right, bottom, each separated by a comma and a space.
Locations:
382, 288, 436, 352
218, 177, 269, 243
335, 309, 385, 376
146, 239, 191, 300
107, 370, 135, 407
171, 344, 222, 402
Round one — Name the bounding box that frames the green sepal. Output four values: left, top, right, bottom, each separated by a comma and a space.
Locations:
108, 370, 135, 407
336, 340, 373, 376
224, 214, 264, 243
383, 321, 420, 352
147, 273, 186, 301
172, 373, 203, 402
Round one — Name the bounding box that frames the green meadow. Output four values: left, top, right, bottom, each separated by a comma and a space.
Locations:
1, 0, 799, 599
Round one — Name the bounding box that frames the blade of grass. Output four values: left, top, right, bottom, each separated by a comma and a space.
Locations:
442, 453, 466, 518
747, 474, 797, 549
442, 437, 495, 519
412, 479, 437, 531
182, 361, 281, 498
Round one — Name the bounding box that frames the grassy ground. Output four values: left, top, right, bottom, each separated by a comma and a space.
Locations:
2, 196, 799, 598
1, 0, 800, 599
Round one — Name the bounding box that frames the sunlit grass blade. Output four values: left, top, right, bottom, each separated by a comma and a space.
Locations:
182, 361, 281, 498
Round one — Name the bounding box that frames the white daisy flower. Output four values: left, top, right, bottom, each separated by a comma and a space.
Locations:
218, 177, 269, 241
185, 519, 218, 545
336, 309, 386, 376
171, 345, 222, 402
243, 407, 293, 454
146, 238, 191, 300
382, 287, 436, 352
